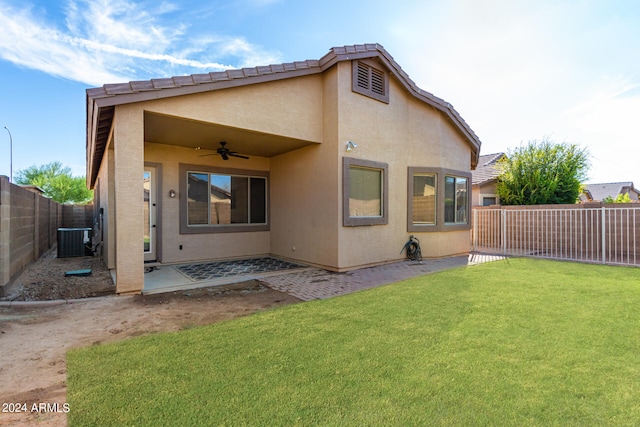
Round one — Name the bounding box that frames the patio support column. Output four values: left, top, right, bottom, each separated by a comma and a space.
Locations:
113, 105, 144, 294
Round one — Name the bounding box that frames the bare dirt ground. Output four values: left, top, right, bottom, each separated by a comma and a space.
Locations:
0, 249, 300, 427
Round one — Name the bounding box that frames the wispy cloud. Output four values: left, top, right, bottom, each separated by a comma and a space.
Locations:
0, 0, 282, 86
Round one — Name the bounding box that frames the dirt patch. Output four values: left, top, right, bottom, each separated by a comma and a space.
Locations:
5, 248, 115, 301
0, 250, 301, 427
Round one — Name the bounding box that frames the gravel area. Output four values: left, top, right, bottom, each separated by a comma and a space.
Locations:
3, 246, 115, 301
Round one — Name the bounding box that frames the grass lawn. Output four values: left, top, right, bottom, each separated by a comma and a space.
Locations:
67, 258, 640, 426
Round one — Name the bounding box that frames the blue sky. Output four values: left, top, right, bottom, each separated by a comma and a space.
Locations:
0, 0, 639, 186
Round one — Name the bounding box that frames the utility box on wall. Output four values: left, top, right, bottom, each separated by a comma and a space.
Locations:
57, 228, 92, 258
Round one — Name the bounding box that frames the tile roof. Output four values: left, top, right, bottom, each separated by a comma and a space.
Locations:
582, 182, 636, 201
472, 153, 505, 185
86, 60, 322, 100
87, 43, 482, 187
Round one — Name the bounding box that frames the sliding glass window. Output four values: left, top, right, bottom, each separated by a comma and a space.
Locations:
187, 172, 267, 226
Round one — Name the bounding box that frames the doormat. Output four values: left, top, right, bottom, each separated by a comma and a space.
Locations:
175, 257, 305, 281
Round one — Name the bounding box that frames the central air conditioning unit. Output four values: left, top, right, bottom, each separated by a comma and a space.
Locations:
57, 228, 93, 258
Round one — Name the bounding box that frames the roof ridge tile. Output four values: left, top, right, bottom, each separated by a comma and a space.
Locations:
192, 73, 213, 83
256, 65, 273, 74
242, 67, 259, 77
172, 75, 195, 86
151, 78, 177, 89
103, 82, 134, 95
130, 80, 155, 91
208, 71, 228, 81
226, 69, 245, 79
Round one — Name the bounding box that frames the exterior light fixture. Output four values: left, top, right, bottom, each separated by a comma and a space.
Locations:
169, 189, 176, 198
346, 141, 357, 152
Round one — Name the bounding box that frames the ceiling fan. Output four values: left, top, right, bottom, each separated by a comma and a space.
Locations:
197, 141, 249, 161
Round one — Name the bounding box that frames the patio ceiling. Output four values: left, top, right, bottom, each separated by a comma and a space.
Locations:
144, 111, 318, 157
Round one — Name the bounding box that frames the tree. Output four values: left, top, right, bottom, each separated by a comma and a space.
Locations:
603, 193, 632, 204
496, 139, 590, 205
15, 162, 93, 204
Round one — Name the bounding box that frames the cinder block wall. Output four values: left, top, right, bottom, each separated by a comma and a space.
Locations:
7, 180, 35, 289
0, 176, 94, 296
0, 177, 10, 291
60, 204, 93, 228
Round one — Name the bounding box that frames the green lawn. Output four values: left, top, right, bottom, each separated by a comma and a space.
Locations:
67, 258, 640, 426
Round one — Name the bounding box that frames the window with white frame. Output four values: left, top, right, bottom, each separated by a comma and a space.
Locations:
482, 196, 498, 206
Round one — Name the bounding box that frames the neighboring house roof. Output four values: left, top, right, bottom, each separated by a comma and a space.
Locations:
86, 43, 482, 187
581, 182, 639, 202
19, 185, 45, 195
471, 152, 505, 186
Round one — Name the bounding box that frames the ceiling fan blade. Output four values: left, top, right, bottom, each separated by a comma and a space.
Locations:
228, 153, 249, 159
220, 152, 229, 160
198, 153, 217, 157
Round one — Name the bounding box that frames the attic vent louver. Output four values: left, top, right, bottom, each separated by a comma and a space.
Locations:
353, 60, 389, 103
370, 68, 385, 96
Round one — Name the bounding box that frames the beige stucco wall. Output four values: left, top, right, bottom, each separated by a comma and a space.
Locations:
100, 59, 476, 289
112, 105, 145, 293
472, 182, 499, 206
269, 67, 341, 269
142, 75, 324, 144
143, 142, 271, 264
94, 141, 116, 270
270, 60, 473, 271
334, 61, 472, 269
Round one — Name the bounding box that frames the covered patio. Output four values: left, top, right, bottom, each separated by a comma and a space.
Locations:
142, 257, 309, 294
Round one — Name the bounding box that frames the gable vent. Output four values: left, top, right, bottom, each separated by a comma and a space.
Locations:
357, 63, 370, 91
353, 61, 389, 103
371, 68, 385, 96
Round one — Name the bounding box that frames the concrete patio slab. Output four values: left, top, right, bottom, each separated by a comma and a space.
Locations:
142, 253, 507, 298
142, 259, 312, 295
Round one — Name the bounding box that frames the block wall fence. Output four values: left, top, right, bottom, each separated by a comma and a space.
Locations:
0, 176, 93, 296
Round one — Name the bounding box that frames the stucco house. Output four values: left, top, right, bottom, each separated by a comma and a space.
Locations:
86, 43, 481, 294
471, 153, 504, 206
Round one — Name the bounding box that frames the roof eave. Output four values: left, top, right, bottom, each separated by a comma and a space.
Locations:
87, 43, 482, 183
90, 66, 322, 108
